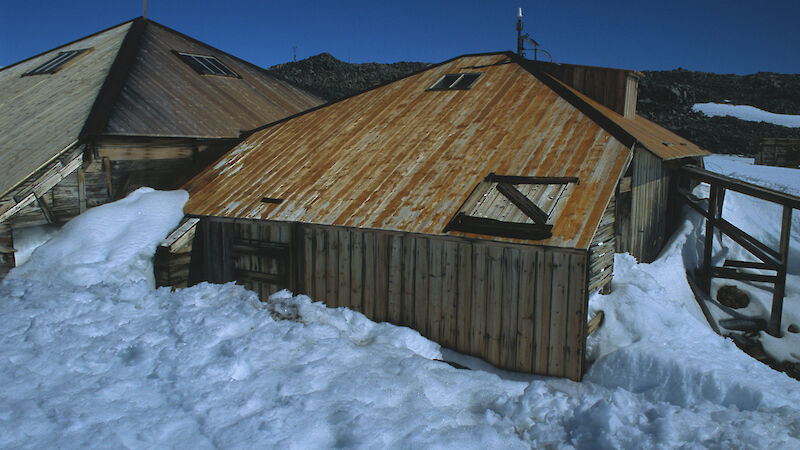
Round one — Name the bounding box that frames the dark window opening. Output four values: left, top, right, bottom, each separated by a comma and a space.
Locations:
261, 197, 283, 204
176, 52, 239, 77
24, 49, 89, 76
429, 72, 482, 90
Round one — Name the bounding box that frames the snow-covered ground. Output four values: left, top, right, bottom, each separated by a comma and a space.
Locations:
1, 162, 798, 448
692, 102, 800, 128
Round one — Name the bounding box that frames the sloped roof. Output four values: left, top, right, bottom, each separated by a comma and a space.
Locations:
0, 21, 131, 198
0, 17, 323, 199
183, 52, 634, 250
525, 63, 709, 160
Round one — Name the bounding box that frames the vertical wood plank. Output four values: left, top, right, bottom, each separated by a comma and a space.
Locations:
303, 226, 314, 297
314, 227, 327, 305
456, 242, 472, 353
350, 229, 364, 314
441, 241, 459, 349
515, 247, 537, 372
401, 236, 416, 328
387, 234, 403, 323
485, 245, 503, 366
363, 231, 376, 318
326, 228, 339, 307
338, 229, 351, 309
414, 238, 429, 336
470, 243, 487, 356
534, 248, 553, 374
374, 232, 388, 322
500, 247, 520, 370
427, 239, 444, 341
77, 168, 86, 213
547, 251, 569, 378
565, 252, 588, 381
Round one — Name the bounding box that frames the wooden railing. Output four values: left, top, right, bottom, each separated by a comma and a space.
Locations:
677, 165, 798, 336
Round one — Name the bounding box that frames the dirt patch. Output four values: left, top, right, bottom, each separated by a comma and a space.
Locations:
717, 284, 750, 309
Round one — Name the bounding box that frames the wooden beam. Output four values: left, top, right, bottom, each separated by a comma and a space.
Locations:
680, 166, 800, 210
486, 173, 579, 185
711, 266, 777, 284
496, 182, 549, 224
103, 157, 114, 199
35, 196, 55, 224
702, 185, 717, 291
444, 213, 553, 240
587, 311, 604, 335
716, 218, 781, 268
77, 168, 87, 213
769, 206, 793, 337
0, 152, 83, 223
723, 260, 774, 271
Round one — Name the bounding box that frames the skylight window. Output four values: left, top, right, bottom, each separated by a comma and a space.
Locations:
429, 73, 482, 90
177, 52, 239, 78
24, 49, 89, 76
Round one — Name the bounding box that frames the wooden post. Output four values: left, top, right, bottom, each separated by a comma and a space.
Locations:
702, 184, 718, 292
77, 168, 87, 213
103, 157, 114, 199
768, 205, 792, 336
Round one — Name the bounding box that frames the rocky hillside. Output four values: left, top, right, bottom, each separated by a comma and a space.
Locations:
270, 54, 800, 155
637, 70, 800, 155
269, 53, 431, 102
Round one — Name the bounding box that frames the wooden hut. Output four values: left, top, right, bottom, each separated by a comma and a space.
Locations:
0, 17, 324, 277
181, 52, 708, 380
754, 138, 800, 168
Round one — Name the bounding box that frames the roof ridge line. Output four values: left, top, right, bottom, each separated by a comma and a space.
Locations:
79, 17, 147, 141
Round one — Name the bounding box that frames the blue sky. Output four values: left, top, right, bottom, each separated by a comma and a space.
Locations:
1, 0, 798, 74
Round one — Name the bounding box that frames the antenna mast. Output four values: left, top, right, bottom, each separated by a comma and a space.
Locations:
143, 0, 147, 18
516, 8, 524, 57
515, 7, 553, 62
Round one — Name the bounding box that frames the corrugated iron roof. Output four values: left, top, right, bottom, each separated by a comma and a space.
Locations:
184, 53, 633, 249
534, 70, 710, 160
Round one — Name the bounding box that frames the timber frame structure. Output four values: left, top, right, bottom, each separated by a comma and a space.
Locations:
0, 17, 323, 277
677, 166, 799, 337
172, 52, 710, 380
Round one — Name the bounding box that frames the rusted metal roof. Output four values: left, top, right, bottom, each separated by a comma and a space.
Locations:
184, 53, 633, 250
537, 71, 710, 160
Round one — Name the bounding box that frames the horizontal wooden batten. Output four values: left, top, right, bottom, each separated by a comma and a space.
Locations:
486, 174, 579, 185
444, 213, 553, 241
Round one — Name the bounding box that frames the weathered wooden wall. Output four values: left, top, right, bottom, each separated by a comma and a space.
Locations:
623, 150, 669, 263
196, 218, 590, 381
535, 61, 638, 117
589, 195, 615, 294
0, 223, 14, 278
755, 138, 800, 168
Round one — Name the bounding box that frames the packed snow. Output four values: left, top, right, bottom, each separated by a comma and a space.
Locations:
1, 172, 798, 448
692, 102, 800, 128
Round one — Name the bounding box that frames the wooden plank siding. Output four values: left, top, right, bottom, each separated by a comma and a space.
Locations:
627, 150, 670, 263
196, 218, 590, 381
589, 195, 615, 294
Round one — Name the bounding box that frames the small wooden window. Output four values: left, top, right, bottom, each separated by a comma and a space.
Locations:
176, 52, 239, 77
429, 72, 482, 90
24, 49, 89, 76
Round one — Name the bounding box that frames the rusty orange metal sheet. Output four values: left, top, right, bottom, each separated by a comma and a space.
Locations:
184, 53, 633, 249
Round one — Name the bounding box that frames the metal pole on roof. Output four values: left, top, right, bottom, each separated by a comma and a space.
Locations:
143, 0, 147, 18
516, 8, 524, 58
